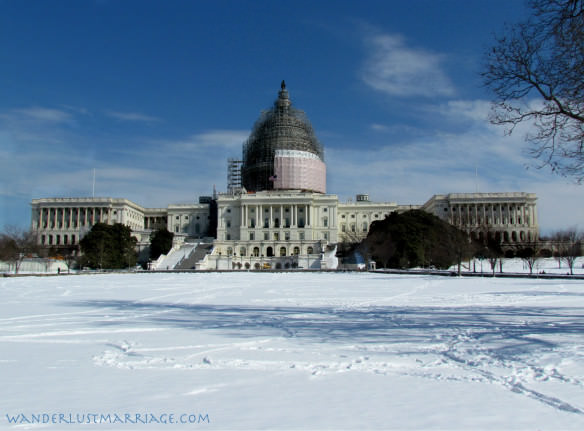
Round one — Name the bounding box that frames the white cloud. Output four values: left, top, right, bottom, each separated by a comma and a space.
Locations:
370, 123, 389, 132
10, 107, 72, 123
163, 130, 249, 152
0, 121, 250, 226
440, 99, 492, 122
361, 33, 455, 97
327, 101, 584, 232
105, 111, 162, 122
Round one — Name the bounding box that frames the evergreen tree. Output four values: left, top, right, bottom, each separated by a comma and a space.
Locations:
363, 210, 476, 270
80, 223, 137, 269
149, 228, 174, 260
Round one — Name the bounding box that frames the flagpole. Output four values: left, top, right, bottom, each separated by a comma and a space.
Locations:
92, 168, 95, 198
475, 166, 479, 193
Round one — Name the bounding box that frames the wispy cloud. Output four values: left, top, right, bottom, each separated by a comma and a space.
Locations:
327, 99, 582, 232
163, 130, 249, 152
370, 123, 389, 132
105, 111, 162, 123
361, 33, 455, 98
10, 107, 72, 123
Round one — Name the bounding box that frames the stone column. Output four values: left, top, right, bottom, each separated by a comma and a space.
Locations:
331, 206, 336, 228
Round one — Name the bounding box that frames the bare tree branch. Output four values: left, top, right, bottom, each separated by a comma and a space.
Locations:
483, 0, 584, 181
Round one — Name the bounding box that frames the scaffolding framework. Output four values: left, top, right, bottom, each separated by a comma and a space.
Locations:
242, 84, 324, 193
227, 158, 243, 193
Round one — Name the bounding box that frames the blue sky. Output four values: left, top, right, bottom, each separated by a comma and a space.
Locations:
1, 0, 582, 234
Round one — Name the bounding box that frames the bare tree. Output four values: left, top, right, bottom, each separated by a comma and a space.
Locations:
552, 227, 583, 274
516, 241, 542, 275
0, 226, 39, 274
483, 0, 584, 181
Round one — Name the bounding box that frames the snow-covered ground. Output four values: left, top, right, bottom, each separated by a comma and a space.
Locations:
1, 272, 584, 430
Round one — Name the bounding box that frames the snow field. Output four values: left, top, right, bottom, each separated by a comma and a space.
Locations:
0, 272, 583, 430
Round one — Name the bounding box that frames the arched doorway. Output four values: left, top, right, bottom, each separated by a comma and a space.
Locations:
267, 247, 274, 257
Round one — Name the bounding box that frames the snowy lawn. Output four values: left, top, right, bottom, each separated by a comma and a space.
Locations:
1, 272, 584, 430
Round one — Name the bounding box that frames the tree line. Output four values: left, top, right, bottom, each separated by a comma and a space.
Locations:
0, 224, 174, 272
342, 210, 582, 275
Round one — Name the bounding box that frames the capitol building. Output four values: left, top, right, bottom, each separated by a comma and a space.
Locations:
30, 83, 539, 270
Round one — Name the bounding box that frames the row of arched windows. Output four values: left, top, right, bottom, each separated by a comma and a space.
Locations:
340, 222, 368, 233
231, 262, 299, 270
41, 234, 76, 246
471, 230, 536, 243
223, 245, 315, 257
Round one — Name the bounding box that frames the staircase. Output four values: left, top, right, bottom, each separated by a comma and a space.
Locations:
175, 243, 214, 270
153, 242, 198, 270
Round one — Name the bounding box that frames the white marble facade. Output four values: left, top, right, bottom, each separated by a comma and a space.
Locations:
422, 193, 539, 244
31, 191, 539, 269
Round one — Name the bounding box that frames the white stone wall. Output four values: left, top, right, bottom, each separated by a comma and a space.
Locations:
31, 198, 146, 247
167, 204, 210, 237
337, 200, 398, 242
214, 191, 338, 269
422, 193, 539, 243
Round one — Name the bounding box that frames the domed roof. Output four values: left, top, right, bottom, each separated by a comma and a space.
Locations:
242, 81, 324, 192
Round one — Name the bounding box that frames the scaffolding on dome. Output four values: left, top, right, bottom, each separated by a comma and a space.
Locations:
241, 84, 324, 193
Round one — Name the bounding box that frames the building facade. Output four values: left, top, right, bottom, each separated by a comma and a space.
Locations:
30, 83, 540, 269
422, 193, 539, 244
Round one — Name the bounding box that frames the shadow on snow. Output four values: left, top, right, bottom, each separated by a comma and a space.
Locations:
65, 299, 584, 353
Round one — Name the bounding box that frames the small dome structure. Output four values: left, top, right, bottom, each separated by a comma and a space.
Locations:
242, 82, 325, 193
